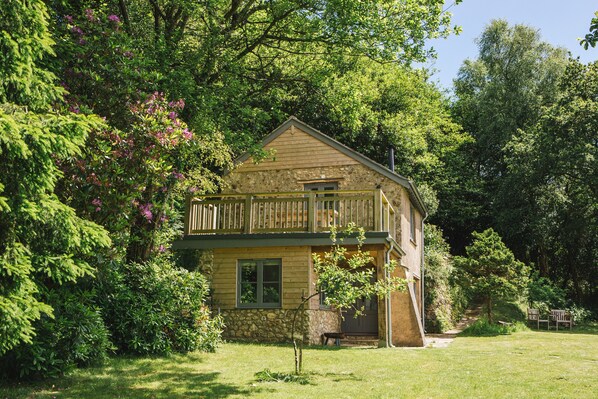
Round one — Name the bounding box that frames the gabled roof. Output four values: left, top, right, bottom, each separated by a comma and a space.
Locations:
235, 116, 428, 217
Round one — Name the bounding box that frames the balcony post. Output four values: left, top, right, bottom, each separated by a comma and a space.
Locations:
184, 195, 191, 236
243, 195, 253, 233
374, 190, 381, 231
308, 191, 316, 232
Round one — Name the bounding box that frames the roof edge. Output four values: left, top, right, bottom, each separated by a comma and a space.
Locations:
234, 116, 428, 217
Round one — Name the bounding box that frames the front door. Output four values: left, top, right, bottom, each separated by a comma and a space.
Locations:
341, 274, 379, 335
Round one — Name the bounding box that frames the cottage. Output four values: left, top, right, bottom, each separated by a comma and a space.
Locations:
174, 117, 427, 347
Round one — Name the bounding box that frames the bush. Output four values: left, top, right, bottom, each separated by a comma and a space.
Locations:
0, 287, 112, 379
424, 225, 465, 333
96, 257, 223, 355
460, 319, 528, 337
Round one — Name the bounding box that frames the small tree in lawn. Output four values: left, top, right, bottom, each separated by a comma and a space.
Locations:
454, 229, 530, 323
290, 224, 406, 375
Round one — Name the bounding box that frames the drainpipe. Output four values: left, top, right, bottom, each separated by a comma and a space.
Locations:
385, 239, 395, 348
421, 213, 428, 332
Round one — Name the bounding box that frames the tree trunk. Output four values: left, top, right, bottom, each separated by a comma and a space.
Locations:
487, 296, 493, 324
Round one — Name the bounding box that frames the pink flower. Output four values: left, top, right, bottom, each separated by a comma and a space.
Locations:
139, 203, 153, 221
84, 9, 95, 22
64, 15, 73, 23
158, 245, 166, 253
172, 172, 184, 180
92, 198, 102, 207
108, 14, 120, 23
71, 26, 84, 36
182, 129, 193, 140
168, 111, 177, 120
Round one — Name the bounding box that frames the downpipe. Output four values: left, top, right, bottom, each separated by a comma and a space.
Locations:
385, 240, 394, 348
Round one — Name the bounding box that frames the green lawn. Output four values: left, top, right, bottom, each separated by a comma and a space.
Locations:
2, 329, 598, 399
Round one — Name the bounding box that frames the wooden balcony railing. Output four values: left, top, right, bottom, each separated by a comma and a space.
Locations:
185, 190, 397, 239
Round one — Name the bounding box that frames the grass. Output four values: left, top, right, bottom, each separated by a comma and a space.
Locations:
2, 328, 598, 399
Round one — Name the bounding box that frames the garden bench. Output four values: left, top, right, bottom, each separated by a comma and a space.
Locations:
527, 308, 549, 329
322, 332, 346, 346
550, 310, 573, 330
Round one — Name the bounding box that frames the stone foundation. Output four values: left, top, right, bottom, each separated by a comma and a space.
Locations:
307, 309, 341, 344
219, 308, 341, 345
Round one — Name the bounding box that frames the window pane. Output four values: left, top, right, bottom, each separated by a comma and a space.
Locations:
240, 282, 257, 304
263, 283, 280, 303
263, 263, 280, 282
240, 262, 257, 282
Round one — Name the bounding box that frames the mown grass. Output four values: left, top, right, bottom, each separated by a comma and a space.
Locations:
2, 328, 597, 399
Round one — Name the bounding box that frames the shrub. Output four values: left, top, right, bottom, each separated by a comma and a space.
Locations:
424, 225, 465, 333
96, 257, 223, 355
0, 287, 112, 379
460, 319, 528, 337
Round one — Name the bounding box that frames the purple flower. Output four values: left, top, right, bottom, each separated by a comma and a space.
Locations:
168, 111, 177, 120
108, 14, 121, 23
92, 198, 102, 207
182, 128, 193, 140
123, 50, 134, 59
172, 172, 184, 180
85, 8, 95, 22
65, 15, 73, 23
71, 26, 84, 36
139, 203, 153, 222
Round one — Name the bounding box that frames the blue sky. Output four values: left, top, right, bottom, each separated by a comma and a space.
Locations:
426, 0, 598, 91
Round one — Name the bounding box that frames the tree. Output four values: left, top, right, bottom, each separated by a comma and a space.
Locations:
48, 0, 461, 154
0, 0, 110, 355
580, 11, 598, 49
454, 229, 529, 324
450, 19, 567, 254
504, 59, 598, 305
290, 225, 405, 375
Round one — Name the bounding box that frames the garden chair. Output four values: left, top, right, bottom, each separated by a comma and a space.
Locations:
527, 308, 549, 329
549, 310, 573, 330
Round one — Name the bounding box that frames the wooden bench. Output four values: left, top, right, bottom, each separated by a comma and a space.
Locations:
322, 332, 346, 346
550, 310, 573, 330
527, 308, 549, 329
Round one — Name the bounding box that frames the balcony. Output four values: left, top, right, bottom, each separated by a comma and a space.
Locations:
184, 190, 397, 240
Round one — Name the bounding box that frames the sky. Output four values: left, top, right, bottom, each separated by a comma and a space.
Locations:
425, 0, 598, 91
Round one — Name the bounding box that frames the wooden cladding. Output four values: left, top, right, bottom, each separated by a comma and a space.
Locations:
186, 190, 396, 239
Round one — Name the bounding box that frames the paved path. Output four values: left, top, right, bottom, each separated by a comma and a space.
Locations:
425, 306, 482, 348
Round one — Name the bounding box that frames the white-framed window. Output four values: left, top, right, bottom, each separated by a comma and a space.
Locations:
237, 259, 282, 308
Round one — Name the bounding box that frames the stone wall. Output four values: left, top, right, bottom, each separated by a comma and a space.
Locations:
220, 308, 306, 343
219, 308, 341, 345
307, 309, 341, 344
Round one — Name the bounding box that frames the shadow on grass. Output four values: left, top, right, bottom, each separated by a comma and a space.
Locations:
1, 353, 261, 399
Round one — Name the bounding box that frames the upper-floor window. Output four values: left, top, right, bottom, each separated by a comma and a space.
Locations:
237, 259, 281, 308
410, 204, 416, 243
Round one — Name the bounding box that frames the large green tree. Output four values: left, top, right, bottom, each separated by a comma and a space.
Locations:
504, 59, 598, 304
450, 20, 567, 253
0, 0, 110, 355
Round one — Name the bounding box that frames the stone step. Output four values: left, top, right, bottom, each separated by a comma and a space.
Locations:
342, 335, 378, 347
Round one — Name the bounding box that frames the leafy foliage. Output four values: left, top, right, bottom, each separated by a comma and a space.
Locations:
96, 257, 223, 355
424, 225, 464, 333
580, 11, 598, 49
0, 287, 113, 379
0, 0, 110, 356
313, 225, 405, 315
454, 229, 530, 324
450, 20, 567, 253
